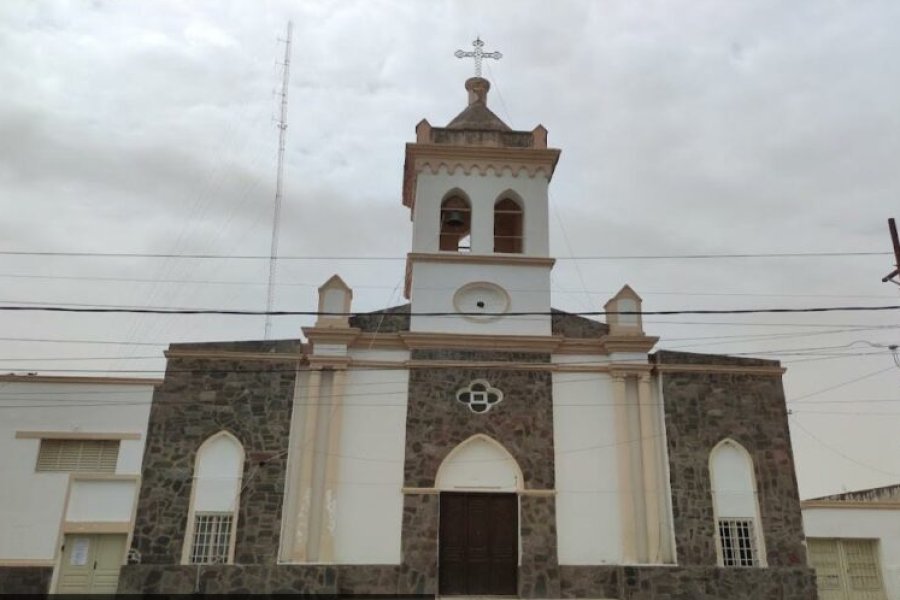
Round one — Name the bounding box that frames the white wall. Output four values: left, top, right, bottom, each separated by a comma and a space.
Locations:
333, 349, 409, 564
552, 363, 623, 564
411, 169, 550, 256
0, 380, 153, 561
66, 479, 137, 523
803, 507, 900, 598
409, 261, 551, 336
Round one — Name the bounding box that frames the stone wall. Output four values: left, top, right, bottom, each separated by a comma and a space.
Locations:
404, 349, 555, 488
0, 566, 52, 594
399, 348, 558, 597
550, 308, 609, 338
560, 565, 817, 599
349, 304, 411, 332
129, 341, 299, 566
654, 351, 809, 569
119, 563, 418, 595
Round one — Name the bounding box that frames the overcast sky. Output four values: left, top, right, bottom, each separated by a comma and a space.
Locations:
1, 0, 899, 499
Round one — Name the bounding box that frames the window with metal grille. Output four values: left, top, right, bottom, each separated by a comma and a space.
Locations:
189, 513, 233, 564
36, 439, 119, 473
718, 518, 759, 567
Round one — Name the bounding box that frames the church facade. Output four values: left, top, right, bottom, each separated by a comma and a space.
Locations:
119, 76, 817, 598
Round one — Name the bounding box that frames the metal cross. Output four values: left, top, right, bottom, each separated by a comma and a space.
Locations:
455, 37, 502, 78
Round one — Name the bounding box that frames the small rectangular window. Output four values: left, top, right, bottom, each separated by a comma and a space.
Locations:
36, 439, 119, 473
718, 518, 759, 567
189, 513, 233, 564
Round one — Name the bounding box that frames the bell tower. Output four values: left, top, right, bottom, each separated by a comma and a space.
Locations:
402, 74, 561, 335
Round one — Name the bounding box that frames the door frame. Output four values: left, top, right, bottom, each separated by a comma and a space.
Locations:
437, 490, 521, 596
50, 473, 140, 593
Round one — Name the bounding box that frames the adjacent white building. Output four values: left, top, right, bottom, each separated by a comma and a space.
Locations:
803, 484, 900, 600
0, 374, 158, 594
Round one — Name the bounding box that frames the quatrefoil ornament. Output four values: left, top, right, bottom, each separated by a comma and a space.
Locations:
456, 380, 504, 414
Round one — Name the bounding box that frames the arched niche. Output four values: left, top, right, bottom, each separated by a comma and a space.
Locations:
435, 434, 523, 492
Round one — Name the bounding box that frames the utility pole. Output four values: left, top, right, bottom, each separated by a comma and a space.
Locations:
881, 218, 900, 287
265, 21, 293, 339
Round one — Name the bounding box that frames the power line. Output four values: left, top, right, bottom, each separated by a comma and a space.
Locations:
0, 304, 899, 316
2, 271, 898, 301
790, 365, 898, 403
0, 336, 168, 346
0, 250, 889, 260
0, 348, 889, 375
790, 415, 900, 478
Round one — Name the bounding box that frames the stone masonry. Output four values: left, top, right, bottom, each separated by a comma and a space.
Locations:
118, 317, 817, 598
654, 350, 810, 568
401, 348, 559, 598
0, 566, 53, 594
125, 340, 300, 568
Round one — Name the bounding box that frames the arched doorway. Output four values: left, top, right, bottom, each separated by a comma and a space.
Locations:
436, 435, 522, 596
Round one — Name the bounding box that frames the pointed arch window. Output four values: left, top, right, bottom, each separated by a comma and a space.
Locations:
182, 431, 244, 565
709, 439, 766, 567
494, 197, 523, 253
440, 195, 471, 252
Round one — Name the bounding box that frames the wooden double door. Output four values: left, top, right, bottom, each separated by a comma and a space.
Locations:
439, 492, 518, 595
56, 533, 127, 594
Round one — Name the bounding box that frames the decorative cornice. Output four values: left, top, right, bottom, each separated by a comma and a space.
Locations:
403, 143, 561, 210
608, 364, 654, 377
654, 363, 787, 376
302, 326, 362, 346
0, 374, 162, 386
400, 331, 563, 353
406, 359, 557, 372
554, 339, 607, 355
343, 330, 660, 360
407, 252, 555, 268
307, 356, 351, 369
604, 335, 660, 354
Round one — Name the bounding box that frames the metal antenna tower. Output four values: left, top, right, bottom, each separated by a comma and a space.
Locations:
265, 21, 293, 339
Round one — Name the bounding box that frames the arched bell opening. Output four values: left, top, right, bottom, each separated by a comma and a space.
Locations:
494, 197, 523, 253
439, 195, 472, 252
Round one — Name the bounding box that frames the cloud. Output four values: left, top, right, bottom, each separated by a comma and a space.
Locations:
1, 0, 899, 498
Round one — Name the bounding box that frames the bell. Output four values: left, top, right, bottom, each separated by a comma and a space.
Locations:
443, 210, 466, 228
